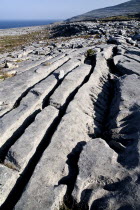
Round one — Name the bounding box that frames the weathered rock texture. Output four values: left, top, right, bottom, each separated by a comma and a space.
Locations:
0, 21, 140, 210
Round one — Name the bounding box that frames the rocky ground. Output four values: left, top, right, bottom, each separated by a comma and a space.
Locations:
0, 20, 140, 210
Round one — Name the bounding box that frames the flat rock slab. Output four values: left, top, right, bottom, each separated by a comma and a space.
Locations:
14, 104, 92, 210
66, 52, 111, 136
50, 64, 92, 109
0, 57, 81, 147
72, 139, 140, 209
114, 55, 140, 76
101, 45, 114, 60
0, 105, 58, 206
0, 165, 18, 206
14, 53, 112, 210
0, 54, 69, 117
0, 38, 140, 210
10, 56, 52, 75
106, 74, 140, 170
5, 106, 58, 171
107, 74, 140, 143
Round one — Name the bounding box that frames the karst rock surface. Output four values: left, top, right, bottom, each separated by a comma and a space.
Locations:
0, 20, 140, 210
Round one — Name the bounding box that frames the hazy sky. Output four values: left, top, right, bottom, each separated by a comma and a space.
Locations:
0, 0, 129, 20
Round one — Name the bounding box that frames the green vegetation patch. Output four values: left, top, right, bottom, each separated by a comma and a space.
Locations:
85, 49, 96, 59
0, 69, 16, 81
99, 13, 140, 21
59, 203, 71, 210
0, 30, 49, 54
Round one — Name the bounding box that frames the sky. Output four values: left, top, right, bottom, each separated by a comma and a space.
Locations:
0, 0, 129, 20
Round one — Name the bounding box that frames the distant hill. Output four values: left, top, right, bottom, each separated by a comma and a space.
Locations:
66, 0, 140, 22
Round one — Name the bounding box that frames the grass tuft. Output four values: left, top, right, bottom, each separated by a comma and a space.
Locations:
0, 70, 16, 81
59, 203, 71, 210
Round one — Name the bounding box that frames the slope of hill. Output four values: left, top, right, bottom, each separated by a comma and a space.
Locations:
67, 0, 140, 22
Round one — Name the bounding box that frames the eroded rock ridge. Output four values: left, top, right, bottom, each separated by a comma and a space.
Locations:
0, 21, 140, 210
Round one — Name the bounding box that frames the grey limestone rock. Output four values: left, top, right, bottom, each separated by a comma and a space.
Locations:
0, 22, 140, 210
0, 54, 69, 117
106, 74, 140, 168
107, 36, 127, 45
72, 138, 140, 210
13, 51, 111, 210
58, 70, 65, 79
5, 62, 18, 69
132, 34, 140, 41
0, 106, 59, 206
114, 55, 140, 76
0, 165, 18, 206
50, 64, 91, 109
0, 57, 81, 148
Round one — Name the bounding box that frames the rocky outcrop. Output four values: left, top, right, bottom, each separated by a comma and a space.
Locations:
72, 74, 140, 209
72, 138, 140, 210
51, 21, 140, 42
0, 21, 140, 210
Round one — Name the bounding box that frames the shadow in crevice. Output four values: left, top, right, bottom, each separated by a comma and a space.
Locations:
0, 109, 41, 163
117, 205, 134, 210
124, 54, 140, 64
102, 78, 121, 141
115, 104, 140, 169
90, 176, 135, 210
117, 139, 139, 169
88, 53, 140, 169
90, 75, 114, 143
104, 91, 140, 169
90, 196, 109, 210
107, 58, 122, 76
0, 59, 70, 119
42, 64, 79, 109
0, 115, 60, 210
73, 176, 134, 210
119, 105, 140, 132
101, 79, 140, 169
58, 141, 86, 209
72, 189, 92, 210
80, 189, 93, 208
126, 50, 140, 57
1, 57, 96, 210
14, 59, 70, 109
0, 63, 79, 164
53, 72, 59, 79
103, 176, 132, 192
84, 56, 95, 66
113, 46, 118, 57
88, 48, 121, 142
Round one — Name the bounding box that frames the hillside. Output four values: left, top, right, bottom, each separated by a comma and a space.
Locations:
67, 0, 140, 22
